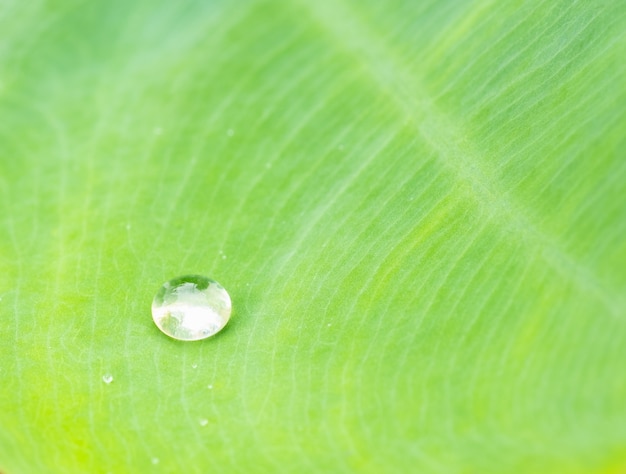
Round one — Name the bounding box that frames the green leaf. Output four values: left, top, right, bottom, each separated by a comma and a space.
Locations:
1, 0, 625, 472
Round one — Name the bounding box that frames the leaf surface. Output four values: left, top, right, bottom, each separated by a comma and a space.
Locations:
1, 0, 625, 472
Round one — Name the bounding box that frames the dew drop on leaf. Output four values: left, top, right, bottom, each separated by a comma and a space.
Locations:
151, 275, 232, 341
102, 374, 113, 384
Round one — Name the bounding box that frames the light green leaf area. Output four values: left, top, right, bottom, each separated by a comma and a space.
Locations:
1, 0, 625, 472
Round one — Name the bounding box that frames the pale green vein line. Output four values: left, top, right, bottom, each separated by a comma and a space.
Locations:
308, 153, 443, 333
478, 31, 620, 142
429, 2, 551, 97
330, 171, 447, 458
464, 1, 590, 110
44, 102, 75, 467
468, 250, 537, 365
230, 73, 365, 280
126, 3, 251, 268
177, 22, 308, 273
304, 153, 424, 466
416, 226, 499, 372
435, 235, 510, 441
237, 83, 373, 474
87, 122, 133, 466
504, 270, 559, 425
189, 18, 330, 473
496, 75, 618, 180
203, 28, 330, 273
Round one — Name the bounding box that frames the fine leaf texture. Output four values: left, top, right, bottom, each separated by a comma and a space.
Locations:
1, 0, 625, 473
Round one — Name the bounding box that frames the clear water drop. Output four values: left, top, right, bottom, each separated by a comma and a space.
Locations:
192, 363, 198, 369
207, 384, 213, 390
102, 374, 113, 384
199, 418, 209, 427
152, 275, 231, 341
151, 458, 159, 465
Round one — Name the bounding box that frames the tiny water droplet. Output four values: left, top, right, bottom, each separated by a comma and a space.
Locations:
227, 128, 234, 137
221, 255, 227, 260
192, 363, 198, 369
151, 275, 232, 341
102, 374, 113, 384
207, 384, 213, 390
151, 458, 159, 465
327, 323, 332, 327
199, 418, 209, 426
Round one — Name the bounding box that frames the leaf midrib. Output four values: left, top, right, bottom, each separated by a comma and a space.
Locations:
299, 0, 624, 316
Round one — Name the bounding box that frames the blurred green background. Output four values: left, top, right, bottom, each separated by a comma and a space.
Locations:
1, 0, 625, 472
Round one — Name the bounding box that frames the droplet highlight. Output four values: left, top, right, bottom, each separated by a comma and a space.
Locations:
102, 374, 113, 384
151, 275, 232, 341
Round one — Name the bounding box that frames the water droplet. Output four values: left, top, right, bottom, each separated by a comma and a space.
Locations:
192, 363, 198, 369
151, 458, 159, 465
221, 255, 227, 260
227, 128, 234, 137
152, 275, 232, 341
102, 374, 113, 384
207, 384, 213, 390
199, 418, 209, 426
327, 323, 332, 327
